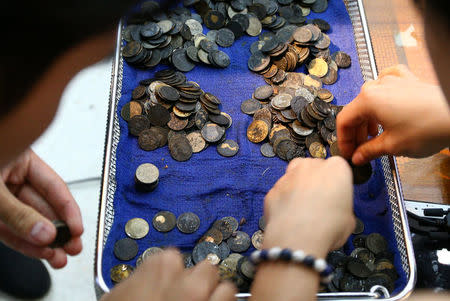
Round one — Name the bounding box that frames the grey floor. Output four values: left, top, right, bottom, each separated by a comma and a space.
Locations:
0, 58, 112, 300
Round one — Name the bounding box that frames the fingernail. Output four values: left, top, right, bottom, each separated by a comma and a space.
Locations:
352, 152, 364, 164
30, 222, 54, 244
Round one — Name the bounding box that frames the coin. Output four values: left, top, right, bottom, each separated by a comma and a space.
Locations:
200, 228, 223, 245
246, 15, 262, 36
271, 94, 292, 110
121, 101, 143, 122
212, 219, 234, 240
308, 58, 328, 78
206, 253, 221, 265
201, 122, 225, 143
218, 264, 237, 282
138, 129, 161, 151
293, 26, 312, 43
218, 242, 231, 260
128, 115, 150, 136
251, 230, 264, 250
258, 216, 266, 231
260, 143, 276, 158
353, 218, 365, 235
366, 233, 388, 255
186, 131, 206, 153
167, 112, 189, 131
172, 48, 195, 72
216, 28, 235, 48
50, 220, 71, 248
247, 120, 269, 143
125, 218, 149, 239
135, 163, 159, 186
254, 85, 274, 100
110, 264, 134, 284
152, 211, 176, 232
147, 104, 170, 127
309, 142, 327, 159
217, 139, 239, 157
221, 253, 243, 271
169, 134, 193, 162
221, 216, 239, 232
237, 257, 255, 280
204, 10, 226, 29
157, 85, 180, 102
227, 231, 251, 253
353, 235, 367, 248
142, 247, 163, 261
192, 241, 221, 264
183, 253, 194, 268
241, 99, 262, 115
366, 273, 395, 293
195, 109, 209, 129
332, 51, 351, 68
209, 113, 230, 127
352, 162, 373, 184
347, 257, 372, 278
114, 238, 139, 261
177, 212, 200, 234
248, 52, 271, 72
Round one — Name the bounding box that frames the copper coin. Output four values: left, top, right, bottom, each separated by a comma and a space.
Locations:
227, 231, 251, 253
168, 134, 193, 162
200, 228, 223, 245
152, 211, 176, 232
251, 230, 264, 250
138, 129, 160, 151
308, 58, 329, 78
329, 141, 342, 157
147, 103, 170, 126
177, 212, 200, 234
186, 131, 206, 153
247, 120, 269, 143
201, 122, 225, 143
167, 112, 189, 131
293, 26, 312, 43
332, 51, 352, 68
309, 142, 327, 158
121, 101, 143, 122
241, 99, 262, 115
110, 264, 134, 284
128, 115, 150, 136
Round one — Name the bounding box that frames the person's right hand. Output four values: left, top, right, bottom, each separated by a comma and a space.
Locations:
337, 64, 450, 165
101, 249, 237, 301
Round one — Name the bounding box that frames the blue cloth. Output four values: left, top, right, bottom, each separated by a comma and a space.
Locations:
102, 0, 407, 294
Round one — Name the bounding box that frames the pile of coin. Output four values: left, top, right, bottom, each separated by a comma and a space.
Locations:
122, 69, 239, 161
323, 219, 398, 293
122, 1, 232, 71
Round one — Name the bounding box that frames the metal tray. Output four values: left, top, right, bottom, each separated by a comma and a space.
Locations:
94, 0, 416, 299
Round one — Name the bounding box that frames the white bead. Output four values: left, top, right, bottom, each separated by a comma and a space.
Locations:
250, 251, 261, 263
292, 250, 305, 263
314, 259, 327, 272
268, 247, 282, 260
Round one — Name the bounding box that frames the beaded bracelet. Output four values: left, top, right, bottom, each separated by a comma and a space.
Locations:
250, 247, 334, 284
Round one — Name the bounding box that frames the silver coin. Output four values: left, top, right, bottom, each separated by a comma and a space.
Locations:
292, 120, 314, 136
206, 30, 218, 42
295, 87, 315, 103
142, 247, 163, 261
271, 94, 292, 110
246, 16, 262, 37
125, 218, 150, 239
135, 163, 159, 185
198, 49, 211, 64
185, 19, 203, 36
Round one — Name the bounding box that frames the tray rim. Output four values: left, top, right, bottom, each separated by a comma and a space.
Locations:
94, 1, 417, 299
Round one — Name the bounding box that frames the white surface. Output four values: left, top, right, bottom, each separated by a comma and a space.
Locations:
0, 59, 112, 300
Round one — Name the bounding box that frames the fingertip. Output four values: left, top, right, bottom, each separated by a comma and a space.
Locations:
63, 237, 83, 256
48, 249, 68, 269
29, 220, 57, 246
351, 152, 365, 166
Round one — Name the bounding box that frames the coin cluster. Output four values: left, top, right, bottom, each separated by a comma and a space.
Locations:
122, 69, 239, 162
323, 218, 398, 294
122, 1, 231, 71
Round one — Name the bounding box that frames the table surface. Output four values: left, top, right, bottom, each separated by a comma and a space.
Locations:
363, 0, 450, 204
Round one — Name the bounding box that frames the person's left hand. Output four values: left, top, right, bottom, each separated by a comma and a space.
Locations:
0, 149, 83, 268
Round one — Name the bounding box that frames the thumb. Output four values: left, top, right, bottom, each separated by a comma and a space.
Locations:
351, 134, 389, 165
0, 181, 56, 246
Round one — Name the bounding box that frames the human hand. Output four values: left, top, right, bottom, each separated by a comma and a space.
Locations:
263, 157, 355, 257
101, 250, 237, 301
337, 64, 450, 165
0, 149, 83, 268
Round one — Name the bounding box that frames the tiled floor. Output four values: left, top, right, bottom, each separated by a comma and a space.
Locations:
0, 58, 113, 300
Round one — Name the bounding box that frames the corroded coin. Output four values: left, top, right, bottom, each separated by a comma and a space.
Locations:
213, 220, 234, 240
237, 257, 255, 280
217, 139, 239, 157
218, 264, 236, 282
169, 134, 193, 162
347, 257, 372, 278
138, 129, 161, 151
147, 104, 171, 127
129, 115, 150, 136
258, 216, 266, 231
200, 228, 223, 245
221, 216, 239, 232
329, 141, 341, 157
177, 212, 200, 234
254, 85, 274, 100
241, 99, 262, 115
366, 233, 388, 255
110, 264, 134, 284
186, 131, 206, 153
50, 220, 71, 248
353, 218, 365, 235
192, 241, 221, 264
227, 231, 251, 253
251, 230, 264, 250
114, 238, 139, 261
218, 242, 231, 260
125, 218, 149, 239
121, 101, 143, 122
201, 122, 225, 143
221, 253, 243, 271
247, 120, 269, 143
293, 26, 312, 43
260, 143, 276, 158
309, 142, 327, 159
308, 58, 329, 78
152, 211, 176, 232
195, 109, 209, 129
332, 51, 351, 68
143, 247, 163, 261
167, 112, 189, 131
271, 94, 292, 110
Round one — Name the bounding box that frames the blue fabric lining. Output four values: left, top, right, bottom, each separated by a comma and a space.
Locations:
101, 0, 407, 294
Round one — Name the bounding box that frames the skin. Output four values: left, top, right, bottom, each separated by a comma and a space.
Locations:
0, 0, 448, 300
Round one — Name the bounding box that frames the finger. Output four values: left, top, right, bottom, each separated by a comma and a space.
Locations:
285, 158, 304, 173
209, 282, 237, 301
63, 236, 83, 256
0, 181, 56, 246
355, 120, 369, 147
0, 222, 55, 259
368, 118, 379, 137
352, 134, 389, 165
47, 248, 68, 269
140, 249, 184, 287
378, 64, 415, 79
182, 261, 219, 300
16, 184, 58, 220
27, 151, 83, 237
